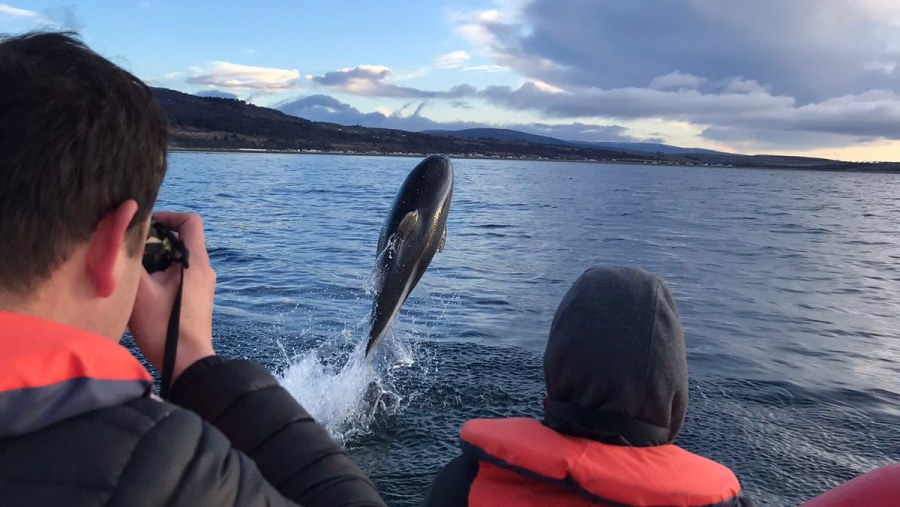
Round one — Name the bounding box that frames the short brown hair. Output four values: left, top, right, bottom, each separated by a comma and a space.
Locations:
0, 32, 167, 294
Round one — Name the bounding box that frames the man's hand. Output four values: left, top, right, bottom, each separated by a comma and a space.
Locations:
129, 212, 217, 382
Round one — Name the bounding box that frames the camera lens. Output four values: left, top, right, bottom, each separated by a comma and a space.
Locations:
143, 221, 174, 273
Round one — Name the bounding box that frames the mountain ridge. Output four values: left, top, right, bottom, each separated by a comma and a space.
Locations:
151, 87, 899, 172
422, 128, 727, 155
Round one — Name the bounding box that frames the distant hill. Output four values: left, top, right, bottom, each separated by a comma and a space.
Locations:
422, 128, 726, 155
572, 141, 726, 155
422, 128, 572, 146
152, 88, 642, 161
150, 88, 899, 172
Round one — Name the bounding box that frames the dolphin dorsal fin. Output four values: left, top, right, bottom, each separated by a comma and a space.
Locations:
398, 210, 419, 237
439, 227, 446, 252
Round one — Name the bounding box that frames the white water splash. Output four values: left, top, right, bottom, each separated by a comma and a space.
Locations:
278, 328, 416, 443
277, 240, 432, 442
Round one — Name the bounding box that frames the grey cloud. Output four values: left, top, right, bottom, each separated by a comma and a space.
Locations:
450, 100, 474, 109
279, 95, 456, 131
476, 81, 900, 142
297, 42, 900, 150
463, 0, 900, 103
277, 95, 390, 126
288, 74, 900, 145
313, 66, 391, 86
700, 126, 868, 151
310, 66, 477, 99
757, 91, 900, 138
716, 77, 770, 95
446, 84, 477, 98
276, 94, 638, 143
478, 82, 795, 121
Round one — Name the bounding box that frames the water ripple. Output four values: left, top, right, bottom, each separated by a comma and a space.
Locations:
157, 153, 900, 507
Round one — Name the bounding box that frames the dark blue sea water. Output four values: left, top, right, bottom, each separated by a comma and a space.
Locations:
155, 152, 900, 506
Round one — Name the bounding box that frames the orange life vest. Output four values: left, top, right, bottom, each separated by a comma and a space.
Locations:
461, 417, 742, 507
0, 311, 152, 438
801, 463, 900, 507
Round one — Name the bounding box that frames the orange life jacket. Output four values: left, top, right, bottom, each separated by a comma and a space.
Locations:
801, 463, 900, 507
0, 311, 152, 438
461, 417, 742, 507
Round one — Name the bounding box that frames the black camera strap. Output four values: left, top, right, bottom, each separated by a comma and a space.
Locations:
158, 240, 189, 400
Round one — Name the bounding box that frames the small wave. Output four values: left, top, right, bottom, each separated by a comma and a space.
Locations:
768, 225, 835, 235
458, 295, 511, 307
208, 246, 261, 264
685, 377, 900, 505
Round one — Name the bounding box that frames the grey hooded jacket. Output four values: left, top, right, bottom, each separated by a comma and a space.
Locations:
424, 266, 755, 507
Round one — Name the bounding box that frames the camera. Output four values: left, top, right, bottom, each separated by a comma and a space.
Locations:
143, 220, 181, 273
141, 218, 190, 399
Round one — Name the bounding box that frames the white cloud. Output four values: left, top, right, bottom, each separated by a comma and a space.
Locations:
392, 67, 429, 81
649, 71, 707, 91
186, 61, 301, 92
435, 50, 471, 69
393, 49, 496, 83
0, 3, 37, 17
463, 64, 507, 72
455, 9, 504, 49
531, 80, 566, 94
0, 4, 83, 30
0, 3, 65, 30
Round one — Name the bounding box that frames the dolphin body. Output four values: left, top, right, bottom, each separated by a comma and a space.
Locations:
365, 154, 454, 356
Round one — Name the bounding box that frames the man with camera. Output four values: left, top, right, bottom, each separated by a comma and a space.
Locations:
0, 32, 385, 506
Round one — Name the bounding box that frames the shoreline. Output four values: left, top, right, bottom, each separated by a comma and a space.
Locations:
166, 146, 900, 174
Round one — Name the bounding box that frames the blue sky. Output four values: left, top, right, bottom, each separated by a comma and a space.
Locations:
4, 0, 900, 161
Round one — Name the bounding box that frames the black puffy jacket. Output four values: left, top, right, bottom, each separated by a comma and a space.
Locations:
0, 311, 385, 506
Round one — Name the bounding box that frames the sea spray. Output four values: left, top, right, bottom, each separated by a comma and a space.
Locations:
278, 331, 415, 443
277, 241, 442, 442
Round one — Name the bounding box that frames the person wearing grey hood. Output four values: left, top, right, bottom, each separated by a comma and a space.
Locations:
424, 266, 755, 507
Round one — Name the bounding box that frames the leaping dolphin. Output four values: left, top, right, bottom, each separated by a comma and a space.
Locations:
365, 154, 454, 356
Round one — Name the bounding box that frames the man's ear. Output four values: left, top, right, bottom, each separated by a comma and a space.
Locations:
86, 200, 139, 298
